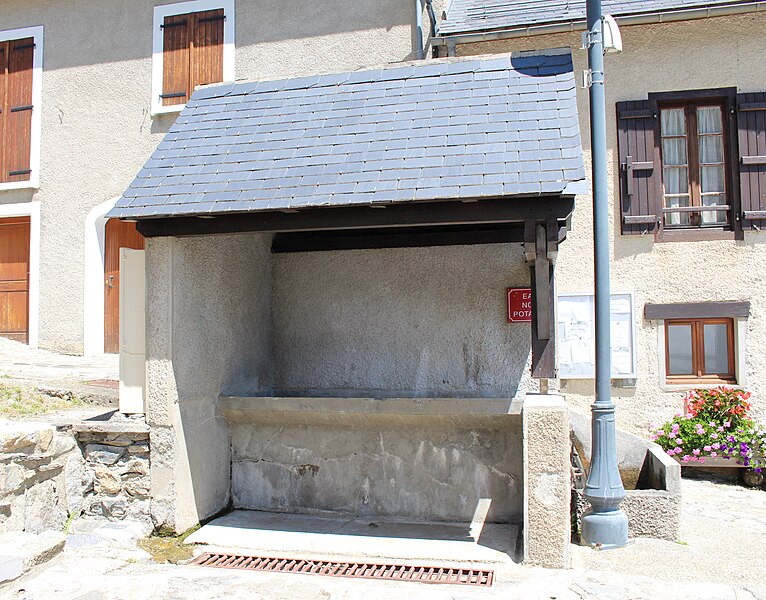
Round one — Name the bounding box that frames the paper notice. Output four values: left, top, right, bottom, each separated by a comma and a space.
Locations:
610, 295, 631, 314
612, 346, 633, 376
611, 315, 631, 348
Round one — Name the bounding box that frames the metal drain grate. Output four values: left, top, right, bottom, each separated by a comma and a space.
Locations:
190, 553, 494, 587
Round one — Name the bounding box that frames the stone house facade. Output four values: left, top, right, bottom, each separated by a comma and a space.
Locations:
0, 0, 426, 355
436, 0, 766, 435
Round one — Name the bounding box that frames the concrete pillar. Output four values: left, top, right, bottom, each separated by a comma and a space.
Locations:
522, 393, 571, 568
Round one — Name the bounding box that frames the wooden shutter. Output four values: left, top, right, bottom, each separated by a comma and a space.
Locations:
738, 92, 766, 230
191, 9, 224, 91
1, 38, 34, 183
616, 100, 661, 234
162, 14, 190, 106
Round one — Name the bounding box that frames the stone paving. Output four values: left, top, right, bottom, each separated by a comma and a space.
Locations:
0, 338, 118, 385
3, 475, 765, 599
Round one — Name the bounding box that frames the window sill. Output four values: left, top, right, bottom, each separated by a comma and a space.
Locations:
656, 229, 738, 242
0, 180, 39, 192
662, 379, 737, 391
151, 103, 185, 117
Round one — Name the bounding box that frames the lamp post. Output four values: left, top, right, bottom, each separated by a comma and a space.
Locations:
580, 0, 629, 549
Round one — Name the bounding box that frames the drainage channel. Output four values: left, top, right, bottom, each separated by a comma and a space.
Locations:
190, 552, 494, 587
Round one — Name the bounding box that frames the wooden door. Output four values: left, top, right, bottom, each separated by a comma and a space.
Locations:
0, 216, 30, 343
104, 219, 144, 353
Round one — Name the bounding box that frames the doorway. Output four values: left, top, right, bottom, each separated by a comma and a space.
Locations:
104, 219, 144, 353
0, 216, 31, 343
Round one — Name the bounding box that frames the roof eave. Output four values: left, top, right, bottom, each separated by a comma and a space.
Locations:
434, 1, 766, 45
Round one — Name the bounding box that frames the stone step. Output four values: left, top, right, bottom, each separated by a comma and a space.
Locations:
0, 530, 66, 584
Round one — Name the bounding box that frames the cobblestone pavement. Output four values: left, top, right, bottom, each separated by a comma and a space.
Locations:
4, 475, 766, 600
0, 338, 118, 384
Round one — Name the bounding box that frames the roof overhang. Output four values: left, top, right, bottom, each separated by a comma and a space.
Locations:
436, 1, 766, 45
112, 52, 586, 249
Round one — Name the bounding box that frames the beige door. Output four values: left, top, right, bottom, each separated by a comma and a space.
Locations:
119, 248, 145, 414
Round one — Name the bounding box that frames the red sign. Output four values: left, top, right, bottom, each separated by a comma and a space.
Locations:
507, 288, 532, 323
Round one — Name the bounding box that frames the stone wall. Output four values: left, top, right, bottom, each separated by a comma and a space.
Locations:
0, 421, 81, 533
75, 425, 151, 528
0, 418, 153, 534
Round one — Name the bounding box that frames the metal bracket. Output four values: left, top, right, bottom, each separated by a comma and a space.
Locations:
582, 69, 593, 89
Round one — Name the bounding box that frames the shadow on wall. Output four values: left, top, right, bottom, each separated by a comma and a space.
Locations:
12, 0, 416, 71
271, 243, 533, 399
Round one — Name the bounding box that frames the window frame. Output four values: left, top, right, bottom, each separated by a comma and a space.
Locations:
664, 317, 736, 386
151, 0, 235, 117
648, 88, 741, 242
0, 25, 43, 192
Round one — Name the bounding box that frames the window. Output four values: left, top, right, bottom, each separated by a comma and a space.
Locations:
660, 103, 728, 228
151, 0, 234, 116
0, 26, 42, 190
665, 318, 735, 384
614, 88, 766, 240
645, 302, 748, 387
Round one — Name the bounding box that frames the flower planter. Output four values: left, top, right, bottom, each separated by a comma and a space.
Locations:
673, 455, 765, 487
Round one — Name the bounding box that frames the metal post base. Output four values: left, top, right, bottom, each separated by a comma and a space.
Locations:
581, 507, 629, 549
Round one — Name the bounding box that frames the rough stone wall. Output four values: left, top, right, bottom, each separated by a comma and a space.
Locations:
77, 431, 151, 528
0, 0, 417, 355
0, 422, 81, 533
457, 12, 766, 434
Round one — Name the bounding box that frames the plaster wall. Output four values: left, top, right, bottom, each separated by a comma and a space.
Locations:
144, 233, 272, 530
230, 415, 523, 523
273, 243, 537, 398
457, 12, 766, 434
0, 0, 417, 354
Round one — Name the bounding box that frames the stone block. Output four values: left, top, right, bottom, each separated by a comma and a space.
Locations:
93, 465, 122, 495
0, 530, 65, 583
0, 422, 54, 455
85, 444, 126, 465
522, 393, 571, 569
24, 480, 67, 533
64, 453, 85, 516
0, 463, 26, 497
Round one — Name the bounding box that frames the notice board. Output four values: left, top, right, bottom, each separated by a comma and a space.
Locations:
556, 292, 636, 379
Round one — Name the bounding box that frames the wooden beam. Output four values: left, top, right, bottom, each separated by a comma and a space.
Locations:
645, 301, 750, 320
527, 218, 558, 379
271, 224, 526, 253
135, 197, 575, 238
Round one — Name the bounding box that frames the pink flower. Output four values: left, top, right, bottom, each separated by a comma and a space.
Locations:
657, 430, 665, 436
676, 438, 683, 444
724, 421, 731, 428
690, 456, 698, 461
711, 452, 718, 457
698, 457, 706, 464
693, 448, 701, 456
717, 426, 724, 432
712, 443, 720, 450
711, 433, 719, 439
704, 446, 712, 452
674, 447, 682, 454
709, 421, 716, 428
682, 455, 691, 463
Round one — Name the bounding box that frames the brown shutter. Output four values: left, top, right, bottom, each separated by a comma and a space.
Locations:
190, 9, 224, 92
616, 100, 661, 235
162, 14, 190, 106
0, 42, 7, 182
738, 92, 766, 230
2, 38, 34, 183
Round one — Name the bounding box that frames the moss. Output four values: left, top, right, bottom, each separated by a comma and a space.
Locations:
0, 383, 84, 417
139, 523, 202, 564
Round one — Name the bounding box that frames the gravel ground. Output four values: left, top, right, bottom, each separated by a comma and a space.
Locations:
3, 475, 765, 600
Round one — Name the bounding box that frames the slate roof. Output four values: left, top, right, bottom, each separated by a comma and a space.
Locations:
109, 51, 586, 220
440, 0, 753, 35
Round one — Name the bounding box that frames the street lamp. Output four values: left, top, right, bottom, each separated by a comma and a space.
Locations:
580, 0, 630, 549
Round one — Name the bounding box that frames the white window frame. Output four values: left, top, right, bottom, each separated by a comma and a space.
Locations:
151, 0, 235, 116
657, 317, 747, 392
0, 26, 43, 192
